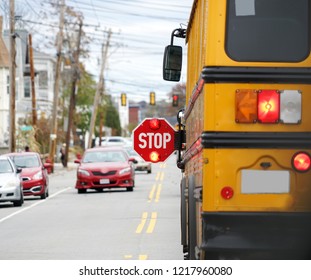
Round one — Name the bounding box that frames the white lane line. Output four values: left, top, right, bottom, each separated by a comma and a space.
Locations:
0, 187, 71, 224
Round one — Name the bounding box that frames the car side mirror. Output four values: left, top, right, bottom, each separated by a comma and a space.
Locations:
17, 167, 22, 173
129, 157, 138, 164
163, 45, 182, 81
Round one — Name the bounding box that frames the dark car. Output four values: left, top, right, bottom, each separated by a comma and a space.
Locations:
74, 146, 136, 193
6, 152, 50, 199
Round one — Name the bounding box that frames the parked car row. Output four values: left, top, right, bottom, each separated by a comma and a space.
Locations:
1, 139, 154, 206
0, 152, 50, 207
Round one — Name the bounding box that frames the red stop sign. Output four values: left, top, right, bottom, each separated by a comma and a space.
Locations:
133, 118, 176, 162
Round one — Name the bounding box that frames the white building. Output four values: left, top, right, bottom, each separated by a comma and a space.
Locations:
30, 50, 55, 117
1, 26, 56, 149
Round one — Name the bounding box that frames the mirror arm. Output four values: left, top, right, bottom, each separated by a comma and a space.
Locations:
170, 28, 186, 45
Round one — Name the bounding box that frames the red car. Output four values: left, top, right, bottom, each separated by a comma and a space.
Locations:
74, 147, 136, 193
7, 152, 50, 199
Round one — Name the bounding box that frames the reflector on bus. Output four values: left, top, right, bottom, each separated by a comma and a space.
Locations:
280, 90, 302, 124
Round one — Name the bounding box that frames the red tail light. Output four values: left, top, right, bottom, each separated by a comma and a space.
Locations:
292, 152, 311, 172
221, 186, 234, 200
258, 90, 280, 123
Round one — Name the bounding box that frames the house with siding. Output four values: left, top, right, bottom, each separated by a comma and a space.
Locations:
1, 24, 56, 149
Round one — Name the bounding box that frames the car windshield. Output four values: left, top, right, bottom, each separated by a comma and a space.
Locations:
12, 155, 40, 168
0, 159, 13, 173
83, 150, 127, 163
126, 148, 138, 157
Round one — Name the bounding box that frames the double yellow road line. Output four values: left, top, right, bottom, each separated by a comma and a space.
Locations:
131, 166, 167, 259
135, 212, 157, 234
136, 168, 166, 234
148, 171, 165, 203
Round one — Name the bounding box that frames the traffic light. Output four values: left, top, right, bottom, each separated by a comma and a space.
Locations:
172, 94, 179, 107
150, 91, 156, 105
121, 93, 127, 106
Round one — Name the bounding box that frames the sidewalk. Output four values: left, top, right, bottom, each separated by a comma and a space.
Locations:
52, 161, 77, 175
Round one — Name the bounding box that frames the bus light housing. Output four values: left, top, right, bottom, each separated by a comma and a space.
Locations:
257, 90, 280, 123
235, 89, 257, 123
235, 89, 301, 124
292, 152, 311, 173
280, 90, 302, 124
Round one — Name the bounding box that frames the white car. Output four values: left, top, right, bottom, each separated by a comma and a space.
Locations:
0, 155, 24, 207
125, 147, 152, 174
95, 136, 131, 147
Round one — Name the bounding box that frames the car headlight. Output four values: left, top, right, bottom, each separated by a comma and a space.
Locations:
33, 171, 43, 180
119, 167, 131, 175
78, 169, 90, 176
4, 179, 20, 188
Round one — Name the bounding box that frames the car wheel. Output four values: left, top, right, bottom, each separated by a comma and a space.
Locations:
78, 189, 87, 194
127, 187, 134, 191
13, 195, 24, 207
147, 169, 151, 174
40, 187, 47, 199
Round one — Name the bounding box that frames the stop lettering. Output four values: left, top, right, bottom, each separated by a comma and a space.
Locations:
138, 132, 172, 149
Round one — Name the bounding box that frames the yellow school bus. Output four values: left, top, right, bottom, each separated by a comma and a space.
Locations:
163, 0, 311, 259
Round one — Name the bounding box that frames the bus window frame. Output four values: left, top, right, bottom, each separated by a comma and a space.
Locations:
225, 0, 310, 63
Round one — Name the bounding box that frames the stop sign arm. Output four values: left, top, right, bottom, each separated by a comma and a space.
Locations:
133, 118, 177, 162
174, 117, 186, 170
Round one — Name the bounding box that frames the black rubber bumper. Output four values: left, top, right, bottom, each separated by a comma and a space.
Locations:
201, 212, 311, 259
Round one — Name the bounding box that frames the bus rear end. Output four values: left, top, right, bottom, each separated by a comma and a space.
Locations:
183, 0, 311, 259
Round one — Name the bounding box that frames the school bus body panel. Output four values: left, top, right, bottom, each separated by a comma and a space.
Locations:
203, 84, 311, 132
190, 0, 311, 68
202, 148, 311, 212
181, 0, 311, 259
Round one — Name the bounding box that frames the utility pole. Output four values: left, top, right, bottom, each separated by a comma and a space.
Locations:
28, 34, 37, 129
49, 0, 65, 166
9, 0, 16, 152
87, 30, 112, 149
64, 18, 82, 167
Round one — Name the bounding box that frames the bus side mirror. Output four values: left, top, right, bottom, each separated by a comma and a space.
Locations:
163, 45, 182, 81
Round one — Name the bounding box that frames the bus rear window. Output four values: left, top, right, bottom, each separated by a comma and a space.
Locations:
226, 0, 310, 62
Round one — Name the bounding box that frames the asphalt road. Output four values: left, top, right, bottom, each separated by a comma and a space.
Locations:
0, 154, 183, 260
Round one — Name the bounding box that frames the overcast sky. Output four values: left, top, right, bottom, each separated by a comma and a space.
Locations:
7, 0, 193, 103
